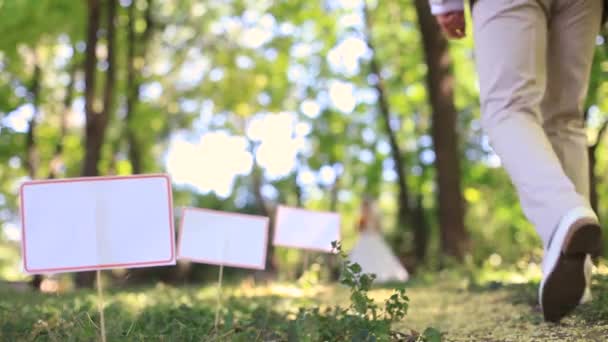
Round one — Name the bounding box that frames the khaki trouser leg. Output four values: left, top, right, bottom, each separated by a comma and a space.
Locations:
472, 0, 599, 247
541, 0, 602, 200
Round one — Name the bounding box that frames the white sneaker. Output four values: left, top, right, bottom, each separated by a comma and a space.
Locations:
539, 207, 602, 322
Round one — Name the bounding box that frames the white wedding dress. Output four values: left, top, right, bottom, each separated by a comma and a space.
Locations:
347, 206, 409, 283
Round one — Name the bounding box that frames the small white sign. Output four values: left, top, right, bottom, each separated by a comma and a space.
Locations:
177, 208, 269, 270
273, 205, 340, 253
20, 174, 176, 274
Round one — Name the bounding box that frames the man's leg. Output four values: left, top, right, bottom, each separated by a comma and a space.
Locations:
472, 0, 602, 322
472, 0, 587, 247
541, 0, 602, 201
541, 0, 603, 307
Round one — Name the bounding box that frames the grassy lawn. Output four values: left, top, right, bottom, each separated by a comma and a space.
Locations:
2, 263, 608, 341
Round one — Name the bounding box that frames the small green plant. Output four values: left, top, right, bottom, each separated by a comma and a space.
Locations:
334, 240, 409, 325
215, 241, 442, 341
285, 240, 439, 342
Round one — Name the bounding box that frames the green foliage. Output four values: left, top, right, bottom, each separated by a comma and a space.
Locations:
0, 0, 85, 57
0, 242, 441, 341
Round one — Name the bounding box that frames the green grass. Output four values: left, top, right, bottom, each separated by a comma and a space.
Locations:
0, 282, 325, 341
2, 262, 608, 341
0, 279, 429, 341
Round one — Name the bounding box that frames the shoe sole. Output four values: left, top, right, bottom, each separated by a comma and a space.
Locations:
541, 219, 602, 322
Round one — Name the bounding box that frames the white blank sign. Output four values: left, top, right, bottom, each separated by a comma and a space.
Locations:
20, 175, 175, 274
273, 206, 340, 253
178, 208, 269, 270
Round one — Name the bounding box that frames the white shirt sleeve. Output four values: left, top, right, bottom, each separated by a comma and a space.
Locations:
429, 0, 464, 15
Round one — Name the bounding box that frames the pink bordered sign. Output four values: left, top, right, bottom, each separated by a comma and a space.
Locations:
20, 174, 176, 274
273, 205, 341, 253
177, 208, 269, 270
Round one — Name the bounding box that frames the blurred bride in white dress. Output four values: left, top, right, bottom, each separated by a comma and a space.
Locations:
347, 197, 409, 283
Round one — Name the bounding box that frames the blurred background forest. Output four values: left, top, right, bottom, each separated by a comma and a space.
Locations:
1, 0, 608, 290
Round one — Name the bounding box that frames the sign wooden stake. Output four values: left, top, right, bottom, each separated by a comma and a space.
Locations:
302, 251, 310, 275
176, 208, 271, 332
214, 264, 225, 331
96, 270, 107, 342
214, 238, 228, 332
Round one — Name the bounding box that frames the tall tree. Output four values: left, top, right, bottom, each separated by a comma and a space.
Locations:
49, 62, 77, 179
125, 0, 153, 174
24, 52, 42, 290
251, 151, 278, 273
587, 111, 608, 214
25, 62, 41, 182
76, 0, 117, 288
414, 0, 468, 259
362, 3, 415, 250
82, 0, 116, 178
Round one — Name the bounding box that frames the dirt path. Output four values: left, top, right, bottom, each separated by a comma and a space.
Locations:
390, 274, 608, 341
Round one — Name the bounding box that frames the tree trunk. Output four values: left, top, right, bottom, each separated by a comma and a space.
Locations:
101, 0, 116, 124
49, 62, 76, 179
588, 118, 608, 258
81, 0, 101, 178
250, 154, 277, 273
25, 63, 41, 180
25, 60, 42, 290
77, 0, 116, 288
362, 4, 415, 256
125, 0, 141, 173
329, 169, 341, 212
295, 177, 304, 207
589, 145, 599, 213
414, 0, 468, 260
124, 0, 153, 174
326, 170, 341, 281
589, 117, 608, 212
412, 193, 429, 262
